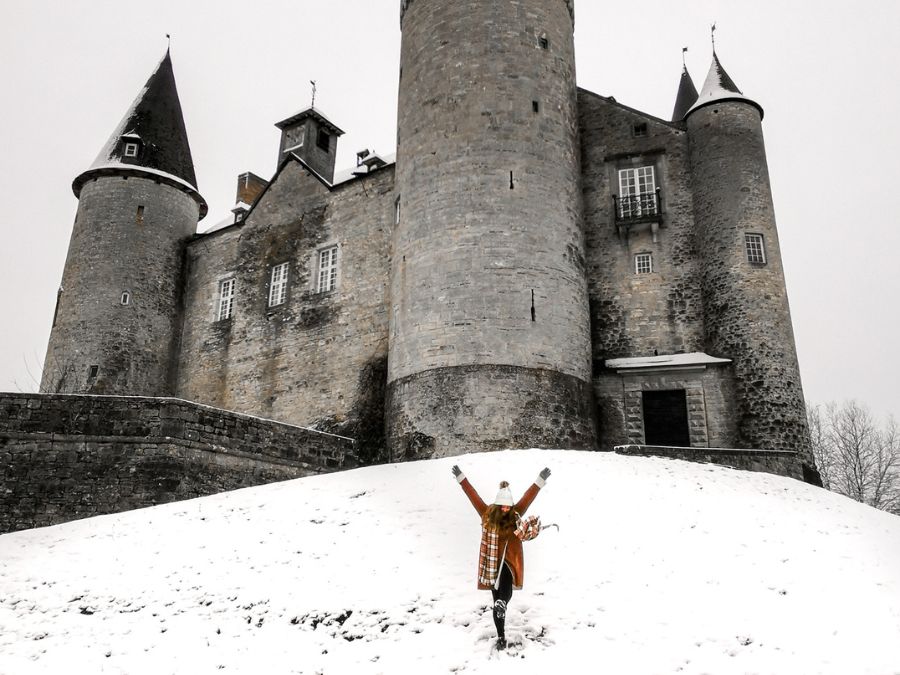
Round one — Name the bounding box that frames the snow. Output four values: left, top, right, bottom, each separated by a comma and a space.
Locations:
686, 54, 762, 118
606, 352, 731, 370
2, 449, 899, 674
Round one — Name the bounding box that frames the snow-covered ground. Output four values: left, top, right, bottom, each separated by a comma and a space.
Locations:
2, 449, 899, 674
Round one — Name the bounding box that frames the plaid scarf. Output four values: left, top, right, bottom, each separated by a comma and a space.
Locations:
478, 523, 506, 588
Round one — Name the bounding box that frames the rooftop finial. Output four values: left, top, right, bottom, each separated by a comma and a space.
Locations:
166, 33, 171, 51
310, 80, 317, 108
682, 46, 688, 68
711, 22, 717, 51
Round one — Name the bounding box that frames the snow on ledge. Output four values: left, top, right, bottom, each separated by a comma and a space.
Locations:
605, 352, 731, 371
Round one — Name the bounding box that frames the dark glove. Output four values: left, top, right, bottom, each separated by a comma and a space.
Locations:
452, 465, 465, 483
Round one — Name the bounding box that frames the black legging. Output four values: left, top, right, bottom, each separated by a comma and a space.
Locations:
491, 563, 513, 638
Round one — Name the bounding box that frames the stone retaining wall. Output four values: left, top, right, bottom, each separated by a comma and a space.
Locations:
0, 393, 356, 534
615, 444, 803, 480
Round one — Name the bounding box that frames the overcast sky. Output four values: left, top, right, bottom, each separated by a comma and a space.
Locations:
1, 0, 898, 423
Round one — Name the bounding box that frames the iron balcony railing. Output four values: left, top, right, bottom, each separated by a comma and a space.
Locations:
613, 189, 662, 225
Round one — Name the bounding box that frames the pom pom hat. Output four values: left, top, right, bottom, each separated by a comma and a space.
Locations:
493, 481, 514, 506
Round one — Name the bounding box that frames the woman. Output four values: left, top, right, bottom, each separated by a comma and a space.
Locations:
451, 464, 551, 650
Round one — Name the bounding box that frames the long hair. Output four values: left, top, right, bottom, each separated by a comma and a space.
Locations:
482, 504, 519, 532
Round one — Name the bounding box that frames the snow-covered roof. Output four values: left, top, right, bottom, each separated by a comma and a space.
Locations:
275, 106, 345, 135
75, 50, 205, 217
197, 214, 235, 235
685, 52, 763, 119
332, 152, 396, 185
605, 352, 732, 371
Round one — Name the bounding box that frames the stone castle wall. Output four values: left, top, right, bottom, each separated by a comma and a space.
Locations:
0, 393, 354, 534
177, 162, 394, 462
579, 91, 706, 365
42, 176, 199, 396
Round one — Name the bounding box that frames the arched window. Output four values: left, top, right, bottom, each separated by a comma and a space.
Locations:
121, 291, 131, 305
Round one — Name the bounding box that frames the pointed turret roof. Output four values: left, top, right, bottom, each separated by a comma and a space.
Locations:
671, 66, 699, 122
684, 51, 764, 120
73, 50, 206, 216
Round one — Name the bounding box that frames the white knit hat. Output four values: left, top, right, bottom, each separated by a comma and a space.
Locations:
493, 481, 514, 507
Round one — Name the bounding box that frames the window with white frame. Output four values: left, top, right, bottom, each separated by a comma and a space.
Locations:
618, 166, 657, 219
745, 233, 767, 264
218, 278, 235, 320
635, 253, 653, 274
317, 246, 338, 293
123, 142, 139, 158
268, 262, 289, 307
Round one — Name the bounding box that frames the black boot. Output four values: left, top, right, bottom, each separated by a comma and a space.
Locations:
493, 599, 507, 648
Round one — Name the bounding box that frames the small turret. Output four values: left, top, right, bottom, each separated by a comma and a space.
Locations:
685, 51, 763, 119
685, 50, 813, 474
671, 65, 699, 122
41, 50, 204, 396
274, 107, 345, 183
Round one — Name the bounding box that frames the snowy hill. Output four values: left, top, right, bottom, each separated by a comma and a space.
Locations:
2, 450, 899, 675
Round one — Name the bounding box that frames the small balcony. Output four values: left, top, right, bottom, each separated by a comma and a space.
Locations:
612, 188, 663, 241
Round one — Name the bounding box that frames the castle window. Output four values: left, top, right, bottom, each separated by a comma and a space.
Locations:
635, 253, 653, 275
218, 278, 235, 320
317, 246, 338, 293
395, 196, 401, 225
745, 233, 767, 264
618, 166, 658, 219
317, 128, 331, 152
532, 100, 540, 113
268, 262, 289, 307
123, 142, 139, 158
539, 35, 549, 50
88, 365, 99, 380
120, 291, 131, 305
632, 122, 648, 138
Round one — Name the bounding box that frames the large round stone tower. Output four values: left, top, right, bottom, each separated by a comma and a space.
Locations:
685, 53, 813, 470
41, 50, 206, 396
388, 0, 595, 458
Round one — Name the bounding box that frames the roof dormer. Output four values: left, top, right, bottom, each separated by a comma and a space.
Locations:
275, 107, 345, 184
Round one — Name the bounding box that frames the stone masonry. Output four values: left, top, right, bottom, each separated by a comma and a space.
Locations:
32, 0, 819, 510
0, 393, 354, 534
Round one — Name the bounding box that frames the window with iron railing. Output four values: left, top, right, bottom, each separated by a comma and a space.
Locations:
614, 166, 661, 223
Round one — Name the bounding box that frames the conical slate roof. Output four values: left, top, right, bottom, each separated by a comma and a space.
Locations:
671, 66, 699, 122
73, 50, 204, 212
684, 51, 764, 119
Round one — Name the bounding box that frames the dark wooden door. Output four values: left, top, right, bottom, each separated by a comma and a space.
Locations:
642, 389, 690, 447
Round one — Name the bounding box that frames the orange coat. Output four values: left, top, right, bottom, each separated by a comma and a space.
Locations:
459, 478, 541, 591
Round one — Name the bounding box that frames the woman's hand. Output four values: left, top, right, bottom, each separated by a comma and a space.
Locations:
539, 467, 551, 481
452, 465, 465, 483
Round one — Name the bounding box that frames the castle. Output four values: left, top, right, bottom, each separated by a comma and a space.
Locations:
39, 0, 815, 478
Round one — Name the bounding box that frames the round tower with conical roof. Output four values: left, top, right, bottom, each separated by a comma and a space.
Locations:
387, 0, 595, 458
41, 50, 206, 396
685, 52, 813, 471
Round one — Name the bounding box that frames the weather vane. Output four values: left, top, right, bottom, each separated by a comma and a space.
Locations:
310, 80, 317, 108
682, 46, 688, 67
711, 22, 717, 51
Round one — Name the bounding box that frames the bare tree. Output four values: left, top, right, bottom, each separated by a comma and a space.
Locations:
808, 401, 900, 516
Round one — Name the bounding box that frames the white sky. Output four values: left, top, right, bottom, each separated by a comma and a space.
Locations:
1, 0, 898, 422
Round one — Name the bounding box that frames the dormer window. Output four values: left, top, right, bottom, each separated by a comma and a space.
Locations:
121, 133, 142, 159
